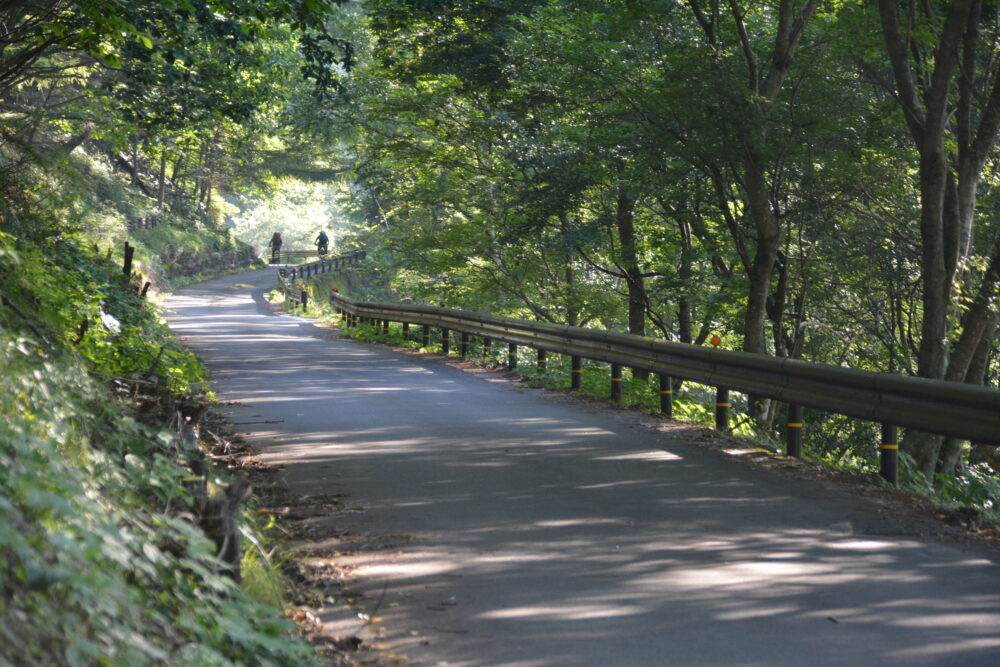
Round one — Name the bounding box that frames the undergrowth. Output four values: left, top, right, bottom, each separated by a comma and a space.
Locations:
0, 225, 315, 663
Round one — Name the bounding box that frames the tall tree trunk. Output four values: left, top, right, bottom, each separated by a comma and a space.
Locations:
915, 145, 953, 381
740, 145, 782, 425
171, 153, 186, 198
157, 152, 167, 212
739, 147, 781, 356
615, 188, 648, 380
130, 137, 140, 187
878, 0, 996, 478
677, 217, 693, 345
769, 252, 789, 358
559, 214, 580, 327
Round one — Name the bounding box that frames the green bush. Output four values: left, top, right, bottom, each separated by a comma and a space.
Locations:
0, 236, 316, 665
0, 333, 315, 666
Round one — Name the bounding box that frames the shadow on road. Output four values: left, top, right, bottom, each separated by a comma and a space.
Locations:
166, 272, 1000, 667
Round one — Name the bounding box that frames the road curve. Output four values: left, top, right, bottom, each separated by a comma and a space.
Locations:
166, 268, 1000, 667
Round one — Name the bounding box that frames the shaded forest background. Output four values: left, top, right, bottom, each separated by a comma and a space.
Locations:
328, 0, 1000, 488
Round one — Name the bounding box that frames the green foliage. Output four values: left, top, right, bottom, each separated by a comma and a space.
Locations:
240, 515, 288, 611
0, 231, 207, 392
0, 329, 314, 666
326, 0, 1000, 492
0, 225, 315, 663
899, 453, 1000, 523
934, 465, 1000, 522
224, 178, 350, 254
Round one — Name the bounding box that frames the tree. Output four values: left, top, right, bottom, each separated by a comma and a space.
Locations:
874, 0, 1000, 477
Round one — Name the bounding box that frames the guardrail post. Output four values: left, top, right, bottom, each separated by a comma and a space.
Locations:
880, 424, 898, 485
460, 332, 470, 358
483, 337, 492, 359
441, 328, 450, 355
571, 356, 582, 390
715, 387, 730, 431
611, 364, 622, 404
122, 241, 134, 276
402, 322, 410, 341
300, 290, 308, 311
537, 349, 547, 372
659, 374, 673, 418
786, 404, 803, 457
382, 320, 389, 335
508, 343, 517, 370
422, 325, 430, 348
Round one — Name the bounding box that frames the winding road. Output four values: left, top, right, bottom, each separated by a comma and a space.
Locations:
166, 268, 1000, 666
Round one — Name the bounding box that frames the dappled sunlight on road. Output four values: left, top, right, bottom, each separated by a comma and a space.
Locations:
481, 602, 648, 621
166, 272, 1000, 667
595, 450, 682, 462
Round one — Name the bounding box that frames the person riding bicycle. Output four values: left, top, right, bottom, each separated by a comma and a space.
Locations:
315, 230, 329, 255
267, 231, 282, 263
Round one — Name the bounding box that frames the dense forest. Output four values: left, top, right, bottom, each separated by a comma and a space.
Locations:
2, 0, 1000, 663
327, 0, 1000, 485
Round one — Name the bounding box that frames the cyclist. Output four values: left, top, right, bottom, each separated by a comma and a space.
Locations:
315, 230, 329, 255
267, 231, 282, 263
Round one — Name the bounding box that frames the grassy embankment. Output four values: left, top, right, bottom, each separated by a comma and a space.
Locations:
0, 153, 321, 664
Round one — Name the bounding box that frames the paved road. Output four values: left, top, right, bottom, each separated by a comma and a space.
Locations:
166, 269, 1000, 666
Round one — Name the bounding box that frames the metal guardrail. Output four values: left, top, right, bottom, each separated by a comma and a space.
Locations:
276, 250, 366, 310
270, 249, 324, 263
329, 291, 1000, 483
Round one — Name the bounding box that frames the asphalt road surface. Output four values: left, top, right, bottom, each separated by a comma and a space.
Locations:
166, 268, 1000, 666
